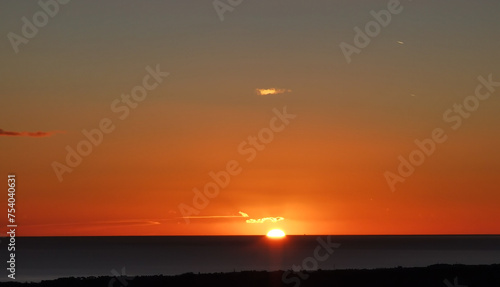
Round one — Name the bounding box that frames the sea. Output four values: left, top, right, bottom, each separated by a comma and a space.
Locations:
1, 235, 499, 282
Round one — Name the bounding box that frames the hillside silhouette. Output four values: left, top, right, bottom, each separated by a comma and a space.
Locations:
2, 264, 499, 287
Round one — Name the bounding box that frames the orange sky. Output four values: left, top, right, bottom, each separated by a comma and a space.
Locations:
1, 1, 500, 236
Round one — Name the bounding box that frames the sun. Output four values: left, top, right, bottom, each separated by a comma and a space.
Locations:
266, 229, 286, 238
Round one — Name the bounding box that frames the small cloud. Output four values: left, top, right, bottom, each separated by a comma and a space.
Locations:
23, 219, 161, 228
0, 129, 62, 137
256, 88, 291, 96
246, 217, 284, 224
397, 41, 404, 45
179, 212, 249, 220
178, 211, 284, 224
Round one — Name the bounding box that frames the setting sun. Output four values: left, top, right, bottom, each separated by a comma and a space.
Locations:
266, 229, 286, 238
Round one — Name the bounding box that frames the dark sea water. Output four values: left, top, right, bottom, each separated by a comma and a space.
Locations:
1, 235, 499, 282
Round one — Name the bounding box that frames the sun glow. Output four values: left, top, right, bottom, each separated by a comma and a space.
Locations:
266, 229, 286, 238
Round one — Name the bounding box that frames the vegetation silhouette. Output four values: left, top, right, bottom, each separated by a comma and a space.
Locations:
2, 264, 499, 287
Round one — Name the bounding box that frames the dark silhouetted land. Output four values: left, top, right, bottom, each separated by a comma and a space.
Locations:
2, 264, 500, 287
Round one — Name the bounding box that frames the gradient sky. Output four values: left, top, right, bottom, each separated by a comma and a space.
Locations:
1, 0, 499, 236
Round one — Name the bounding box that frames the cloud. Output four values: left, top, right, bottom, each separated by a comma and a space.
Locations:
179, 211, 284, 224
180, 211, 249, 220
255, 88, 292, 96
179, 215, 241, 219
0, 129, 61, 137
246, 217, 285, 224
24, 219, 161, 228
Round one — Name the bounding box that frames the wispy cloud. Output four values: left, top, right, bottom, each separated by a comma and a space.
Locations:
180, 211, 249, 220
23, 219, 161, 228
246, 217, 285, 224
179, 211, 284, 224
0, 129, 62, 137
179, 215, 243, 219
255, 88, 292, 96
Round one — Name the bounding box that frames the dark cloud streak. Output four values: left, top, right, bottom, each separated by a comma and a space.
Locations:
0, 129, 61, 137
